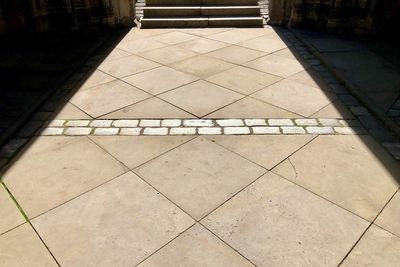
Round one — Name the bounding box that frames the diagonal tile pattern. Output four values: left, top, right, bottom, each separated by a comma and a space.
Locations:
32, 172, 194, 266
159, 80, 243, 117
122, 66, 198, 95
272, 135, 400, 221
202, 172, 369, 266
135, 137, 266, 219
0, 224, 57, 266
2, 27, 400, 266
3, 136, 128, 218
137, 223, 253, 267
70, 80, 151, 118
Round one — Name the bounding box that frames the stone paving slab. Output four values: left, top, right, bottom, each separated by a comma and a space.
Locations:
0, 224, 57, 266
137, 223, 253, 267
32, 172, 194, 266
0, 184, 25, 235
1, 26, 400, 266
273, 135, 400, 221
342, 225, 400, 266
202, 172, 369, 266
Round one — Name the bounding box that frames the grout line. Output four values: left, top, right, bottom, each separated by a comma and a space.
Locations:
337, 187, 400, 265
133, 223, 197, 266
0, 180, 61, 266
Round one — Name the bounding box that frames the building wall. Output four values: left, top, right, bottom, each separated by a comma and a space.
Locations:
269, 0, 400, 37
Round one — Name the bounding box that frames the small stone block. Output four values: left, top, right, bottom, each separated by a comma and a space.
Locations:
65, 120, 90, 127
90, 120, 112, 127
40, 128, 64, 136
339, 119, 361, 127
339, 94, 359, 106
350, 106, 369, 116
216, 119, 244, 127
0, 138, 28, 157
268, 119, 294, 126
143, 128, 168, 135
183, 119, 214, 127
93, 128, 119, 136
295, 119, 318, 126
161, 119, 182, 127
119, 128, 141, 136
382, 143, 400, 160
306, 127, 334, 135
113, 120, 139, 127
140, 120, 161, 127
318, 119, 341, 127
224, 127, 250, 135
334, 127, 366, 135
252, 127, 280, 134
64, 127, 92, 135
198, 127, 222, 135
244, 119, 267, 126
170, 128, 196, 135
281, 127, 306, 134
47, 120, 65, 127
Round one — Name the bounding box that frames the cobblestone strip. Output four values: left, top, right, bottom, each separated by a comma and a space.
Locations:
23, 118, 370, 138
279, 28, 400, 159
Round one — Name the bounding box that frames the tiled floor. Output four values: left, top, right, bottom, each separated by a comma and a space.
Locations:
1, 27, 400, 266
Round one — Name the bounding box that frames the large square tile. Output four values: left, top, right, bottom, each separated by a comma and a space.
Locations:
79, 70, 115, 90
206, 66, 282, 95
0, 224, 57, 266
52, 102, 92, 119
159, 80, 243, 117
238, 36, 288, 53
102, 48, 131, 62
287, 69, 330, 90
273, 135, 400, 221
342, 225, 400, 266
210, 135, 315, 169
116, 38, 167, 54
245, 54, 307, 78
207, 29, 266, 44
33, 172, 194, 266
151, 31, 198, 45
0, 184, 25, 234
311, 100, 355, 119
252, 79, 336, 117
3, 137, 127, 218
70, 80, 151, 117
176, 38, 229, 54
202, 172, 369, 266
178, 28, 232, 37
170, 55, 235, 78
272, 47, 301, 60
138, 223, 252, 267
122, 66, 198, 95
98, 55, 160, 78
206, 97, 301, 118
375, 192, 400, 237
135, 137, 265, 219
206, 45, 266, 64
90, 136, 193, 169
100, 97, 195, 119
140, 45, 197, 65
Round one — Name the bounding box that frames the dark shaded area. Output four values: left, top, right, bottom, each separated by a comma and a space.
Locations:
0, 0, 123, 146
270, 0, 400, 40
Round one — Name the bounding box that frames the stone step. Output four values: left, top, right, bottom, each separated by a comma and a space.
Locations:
143, 6, 261, 17
146, 0, 259, 6
141, 16, 264, 28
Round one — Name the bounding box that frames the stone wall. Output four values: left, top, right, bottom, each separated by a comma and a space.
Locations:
268, 0, 400, 37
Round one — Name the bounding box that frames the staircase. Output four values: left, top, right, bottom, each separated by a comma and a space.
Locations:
140, 0, 265, 28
